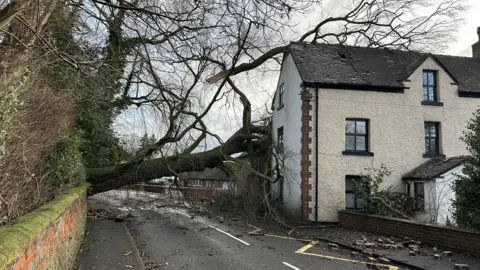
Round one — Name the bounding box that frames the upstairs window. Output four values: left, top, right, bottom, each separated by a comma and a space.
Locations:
278, 83, 284, 108
277, 126, 284, 150
422, 71, 437, 102
345, 119, 368, 152
424, 122, 440, 155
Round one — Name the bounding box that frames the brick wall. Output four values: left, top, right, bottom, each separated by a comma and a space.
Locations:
126, 184, 229, 197
339, 210, 480, 255
0, 186, 87, 269
300, 89, 313, 221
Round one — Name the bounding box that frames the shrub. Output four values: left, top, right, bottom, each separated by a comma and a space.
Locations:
46, 132, 86, 194
356, 165, 414, 219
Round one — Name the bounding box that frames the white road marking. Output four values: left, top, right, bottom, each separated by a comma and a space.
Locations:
283, 262, 301, 270
208, 225, 251, 246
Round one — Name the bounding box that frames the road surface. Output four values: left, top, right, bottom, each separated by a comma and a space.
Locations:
128, 207, 399, 270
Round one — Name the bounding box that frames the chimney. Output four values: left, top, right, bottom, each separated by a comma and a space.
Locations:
473, 27, 480, 58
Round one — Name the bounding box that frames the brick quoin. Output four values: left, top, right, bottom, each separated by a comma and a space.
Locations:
300, 89, 313, 221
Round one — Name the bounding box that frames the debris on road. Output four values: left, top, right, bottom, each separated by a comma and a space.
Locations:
454, 264, 470, 270
327, 243, 339, 251
443, 251, 453, 256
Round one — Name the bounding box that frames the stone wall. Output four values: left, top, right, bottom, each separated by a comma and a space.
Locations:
0, 185, 87, 269
339, 210, 480, 255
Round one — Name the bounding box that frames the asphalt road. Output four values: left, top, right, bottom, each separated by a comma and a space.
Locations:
128, 207, 389, 270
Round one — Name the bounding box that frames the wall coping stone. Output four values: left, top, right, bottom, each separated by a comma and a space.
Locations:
0, 185, 87, 268
339, 210, 480, 236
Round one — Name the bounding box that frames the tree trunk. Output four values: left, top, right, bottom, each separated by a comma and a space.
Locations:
87, 131, 268, 195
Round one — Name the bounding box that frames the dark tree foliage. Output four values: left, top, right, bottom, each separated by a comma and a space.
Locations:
454, 108, 480, 230
41, 5, 125, 168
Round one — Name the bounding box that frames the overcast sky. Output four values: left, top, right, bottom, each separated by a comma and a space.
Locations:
114, 0, 480, 148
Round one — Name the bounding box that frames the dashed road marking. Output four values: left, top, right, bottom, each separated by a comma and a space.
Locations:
209, 225, 251, 246
282, 261, 301, 270
170, 208, 251, 246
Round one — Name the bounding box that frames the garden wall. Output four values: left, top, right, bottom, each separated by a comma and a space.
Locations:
339, 210, 480, 255
0, 185, 87, 269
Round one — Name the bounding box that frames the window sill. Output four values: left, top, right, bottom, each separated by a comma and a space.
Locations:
342, 151, 374, 157
423, 153, 446, 158
277, 104, 284, 110
421, 101, 443, 106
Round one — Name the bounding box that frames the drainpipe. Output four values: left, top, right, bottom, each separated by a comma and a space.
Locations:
315, 87, 319, 222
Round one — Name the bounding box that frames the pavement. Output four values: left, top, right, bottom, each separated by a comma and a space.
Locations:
74, 219, 144, 270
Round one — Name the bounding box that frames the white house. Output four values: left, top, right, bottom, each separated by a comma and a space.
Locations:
271, 28, 480, 223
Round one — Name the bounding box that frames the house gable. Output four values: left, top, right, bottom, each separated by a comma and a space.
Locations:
403, 56, 458, 86
271, 52, 302, 110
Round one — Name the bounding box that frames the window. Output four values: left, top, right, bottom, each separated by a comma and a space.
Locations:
422, 71, 437, 102
345, 176, 365, 210
191, 179, 204, 187
214, 181, 223, 189
278, 83, 284, 108
414, 182, 425, 211
424, 122, 439, 155
345, 119, 368, 152
277, 126, 284, 150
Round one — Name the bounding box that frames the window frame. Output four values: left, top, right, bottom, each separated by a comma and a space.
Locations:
278, 83, 285, 109
345, 175, 366, 210
214, 181, 223, 189
414, 182, 425, 211
424, 122, 440, 156
422, 70, 438, 102
277, 126, 284, 151
344, 118, 370, 153
191, 179, 204, 187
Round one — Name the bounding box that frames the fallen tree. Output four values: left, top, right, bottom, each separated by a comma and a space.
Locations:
78, 0, 467, 198
87, 126, 270, 195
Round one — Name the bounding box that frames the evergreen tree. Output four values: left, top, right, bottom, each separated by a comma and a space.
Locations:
454, 108, 480, 230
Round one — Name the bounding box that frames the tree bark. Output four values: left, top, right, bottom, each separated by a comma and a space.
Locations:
86, 129, 269, 195
0, 0, 28, 30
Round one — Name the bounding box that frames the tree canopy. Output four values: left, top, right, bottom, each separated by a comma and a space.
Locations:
0, 0, 469, 197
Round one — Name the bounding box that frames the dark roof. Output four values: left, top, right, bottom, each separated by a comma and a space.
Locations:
288, 43, 480, 93
181, 161, 249, 181
402, 157, 463, 180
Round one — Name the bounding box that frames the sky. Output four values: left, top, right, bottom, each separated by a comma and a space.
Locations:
113, 0, 480, 148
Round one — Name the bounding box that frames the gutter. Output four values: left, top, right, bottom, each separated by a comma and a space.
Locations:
303, 82, 405, 93
315, 87, 319, 222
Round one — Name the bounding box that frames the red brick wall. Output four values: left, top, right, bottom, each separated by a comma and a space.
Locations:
3, 187, 87, 270
300, 89, 313, 220
339, 210, 480, 255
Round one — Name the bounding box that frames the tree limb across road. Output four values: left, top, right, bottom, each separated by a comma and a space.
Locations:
65, 0, 467, 195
